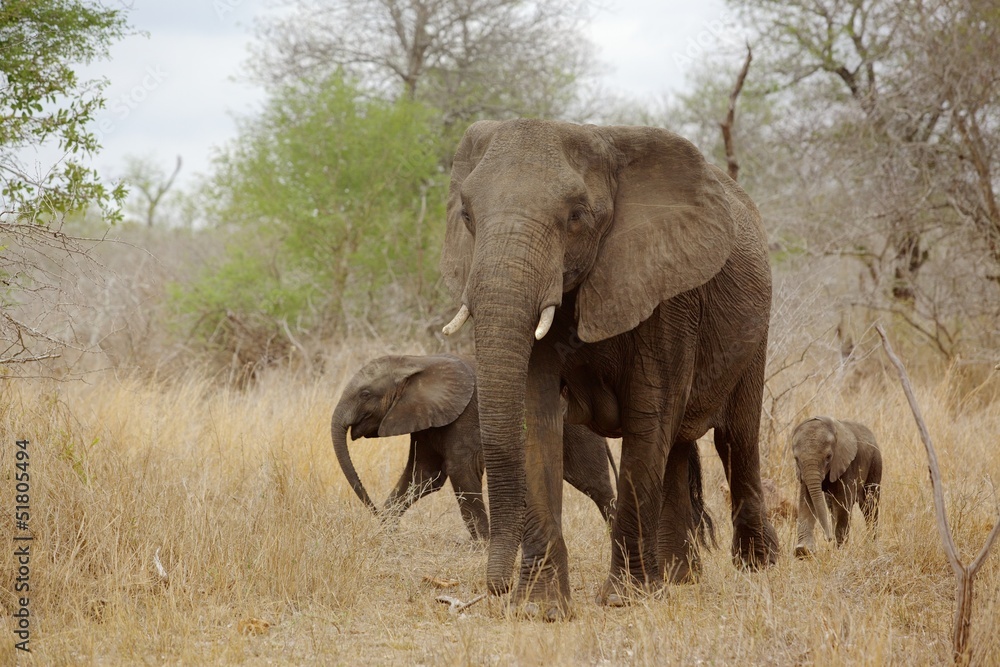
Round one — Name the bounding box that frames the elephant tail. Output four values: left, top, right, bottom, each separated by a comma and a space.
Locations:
689, 444, 717, 549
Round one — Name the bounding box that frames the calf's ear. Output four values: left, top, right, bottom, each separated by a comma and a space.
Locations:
379, 355, 476, 437
825, 417, 858, 482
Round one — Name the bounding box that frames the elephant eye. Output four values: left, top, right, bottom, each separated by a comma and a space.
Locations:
359, 389, 371, 399
460, 206, 475, 233
567, 208, 589, 231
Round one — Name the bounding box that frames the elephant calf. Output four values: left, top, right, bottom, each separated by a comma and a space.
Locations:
791, 416, 882, 557
332, 354, 617, 540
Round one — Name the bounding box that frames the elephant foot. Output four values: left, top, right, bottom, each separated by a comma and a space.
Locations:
794, 543, 815, 559
486, 547, 517, 596
508, 583, 573, 621
596, 574, 664, 607
486, 577, 511, 596
509, 599, 573, 622
508, 546, 573, 621
662, 554, 701, 584
732, 517, 780, 570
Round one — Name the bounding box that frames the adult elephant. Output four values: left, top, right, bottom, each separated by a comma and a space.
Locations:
439, 119, 778, 618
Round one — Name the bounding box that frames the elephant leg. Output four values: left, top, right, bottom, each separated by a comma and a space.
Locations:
600, 324, 694, 605
861, 482, 880, 539
794, 484, 818, 558
600, 425, 668, 606
713, 342, 779, 569
446, 461, 489, 541
562, 424, 616, 523
831, 485, 853, 547
382, 438, 446, 522
512, 342, 570, 619
862, 455, 882, 539
657, 439, 700, 583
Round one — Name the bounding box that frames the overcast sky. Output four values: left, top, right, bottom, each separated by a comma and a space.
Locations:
59, 0, 734, 189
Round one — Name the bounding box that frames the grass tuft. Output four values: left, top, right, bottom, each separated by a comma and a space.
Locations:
0, 349, 998, 664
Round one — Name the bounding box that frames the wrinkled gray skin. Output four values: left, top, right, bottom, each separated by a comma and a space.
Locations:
440, 119, 778, 618
792, 416, 882, 558
331, 354, 617, 540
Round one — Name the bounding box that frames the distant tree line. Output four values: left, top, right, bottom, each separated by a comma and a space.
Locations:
171, 1, 603, 366
4, 0, 998, 375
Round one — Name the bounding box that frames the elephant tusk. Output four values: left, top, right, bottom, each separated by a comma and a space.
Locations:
535, 305, 555, 340
442, 304, 470, 336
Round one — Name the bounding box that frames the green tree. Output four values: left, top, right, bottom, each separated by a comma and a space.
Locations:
176, 73, 445, 362
0, 0, 130, 369
0, 0, 129, 221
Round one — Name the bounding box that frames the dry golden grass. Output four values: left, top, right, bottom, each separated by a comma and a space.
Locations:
1, 346, 998, 665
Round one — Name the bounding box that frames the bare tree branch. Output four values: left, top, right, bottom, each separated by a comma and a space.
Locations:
0, 214, 150, 377
0, 352, 61, 365
729, 0, 1000, 354
123, 155, 183, 227
877, 324, 1000, 664
719, 44, 752, 182
249, 0, 598, 122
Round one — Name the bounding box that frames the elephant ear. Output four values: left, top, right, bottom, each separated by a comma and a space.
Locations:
440, 120, 501, 302
825, 416, 858, 482
378, 355, 476, 437
576, 127, 736, 342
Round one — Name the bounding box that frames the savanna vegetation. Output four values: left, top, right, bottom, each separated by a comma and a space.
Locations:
1, 0, 998, 664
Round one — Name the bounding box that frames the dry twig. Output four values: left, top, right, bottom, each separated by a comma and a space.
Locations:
153, 547, 169, 585
719, 44, 753, 181
877, 324, 1000, 664
435, 593, 487, 614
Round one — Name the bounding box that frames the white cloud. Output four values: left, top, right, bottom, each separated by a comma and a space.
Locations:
589, 0, 731, 98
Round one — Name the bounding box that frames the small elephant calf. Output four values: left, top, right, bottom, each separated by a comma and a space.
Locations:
791, 416, 882, 557
332, 354, 617, 539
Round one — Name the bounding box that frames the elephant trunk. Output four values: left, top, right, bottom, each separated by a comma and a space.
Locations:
473, 301, 534, 594
331, 402, 378, 513
805, 474, 834, 541
466, 224, 559, 594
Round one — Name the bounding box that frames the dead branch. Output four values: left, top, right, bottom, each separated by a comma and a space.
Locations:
877, 324, 1000, 664
153, 547, 169, 586
280, 318, 313, 376
435, 593, 487, 614
719, 44, 752, 182
0, 352, 61, 365
129, 155, 183, 227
